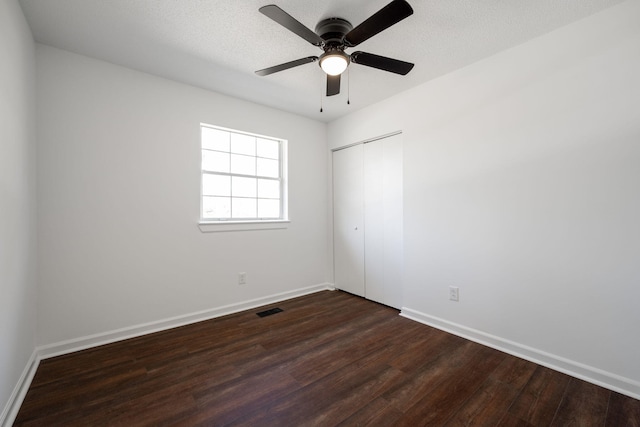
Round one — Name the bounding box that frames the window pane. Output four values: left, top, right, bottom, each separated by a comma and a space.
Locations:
257, 138, 279, 160
203, 196, 231, 219
202, 150, 229, 173
232, 198, 256, 218
202, 174, 230, 197
258, 199, 280, 218
202, 127, 230, 152
257, 158, 279, 178
232, 176, 257, 198
231, 133, 255, 156
201, 125, 285, 222
258, 179, 280, 199
231, 154, 256, 175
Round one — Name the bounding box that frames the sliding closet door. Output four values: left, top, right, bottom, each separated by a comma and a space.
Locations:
333, 144, 365, 297
364, 134, 403, 309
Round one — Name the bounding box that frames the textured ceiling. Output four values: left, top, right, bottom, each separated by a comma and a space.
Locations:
19, 0, 625, 122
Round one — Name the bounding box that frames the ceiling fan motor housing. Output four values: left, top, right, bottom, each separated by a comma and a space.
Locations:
315, 18, 353, 47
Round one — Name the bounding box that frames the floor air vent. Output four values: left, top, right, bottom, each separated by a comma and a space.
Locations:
256, 307, 283, 317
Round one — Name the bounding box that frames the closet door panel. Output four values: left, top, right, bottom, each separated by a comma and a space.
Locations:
381, 135, 403, 309
364, 135, 403, 309
364, 140, 385, 305
332, 144, 365, 297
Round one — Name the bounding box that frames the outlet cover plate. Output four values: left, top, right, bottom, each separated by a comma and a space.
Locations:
449, 286, 459, 302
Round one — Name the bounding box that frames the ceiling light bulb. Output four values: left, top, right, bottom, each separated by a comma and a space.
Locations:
320, 53, 349, 76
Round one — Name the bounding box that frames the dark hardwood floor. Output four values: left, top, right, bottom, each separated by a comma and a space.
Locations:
15, 290, 640, 426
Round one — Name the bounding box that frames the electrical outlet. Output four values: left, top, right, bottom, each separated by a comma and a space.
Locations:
238, 272, 246, 285
449, 286, 459, 302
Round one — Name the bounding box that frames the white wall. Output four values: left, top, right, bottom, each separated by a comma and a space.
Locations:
328, 0, 640, 397
36, 45, 329, 346
0, 0, 38, 421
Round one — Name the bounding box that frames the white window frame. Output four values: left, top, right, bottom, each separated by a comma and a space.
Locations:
198, 123, 289, 232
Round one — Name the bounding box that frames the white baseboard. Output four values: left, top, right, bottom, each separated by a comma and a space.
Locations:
38, 283, 332, 359
400, 307, 640, 400
1, 350, 40, 427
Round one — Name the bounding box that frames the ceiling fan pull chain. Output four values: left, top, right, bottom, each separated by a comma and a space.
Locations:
347, 67, 351, 105
320, 72, 324, 112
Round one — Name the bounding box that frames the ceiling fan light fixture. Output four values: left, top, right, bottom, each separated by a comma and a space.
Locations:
256, 1, 415, 98
319, 51, 349, 76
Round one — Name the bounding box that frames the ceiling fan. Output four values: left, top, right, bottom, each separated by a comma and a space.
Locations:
255, 0, 415, 97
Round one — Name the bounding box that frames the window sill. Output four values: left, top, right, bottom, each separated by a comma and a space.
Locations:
198, 220, 290, 233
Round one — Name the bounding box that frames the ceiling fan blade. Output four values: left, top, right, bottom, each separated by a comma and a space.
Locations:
350, 51, 414, 75
344, 0, 413, 47
255, 56, 318, 76
259, 5, 324, 46
327, 74, 341, 96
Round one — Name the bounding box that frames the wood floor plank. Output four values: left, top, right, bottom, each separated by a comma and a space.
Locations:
444, 378, 521, 426
399, 345, 507, 425
498, 412, 537, 426
298, 364, 406, 426
16, 364, 148, 424
13, 290, 640, 426
79, 382, 199, 427
607, 391, 640, 427
550, 378, 610, 426
387, 326, 465, 373
507, 365, 572, 425
230, 299, 399, 382
336, 397, 403, 427
282, 309, 399, 386
187, 368, 303, 426
28, 347, 136, 388
382, 339, 484, 413
490, 355, 538, 390
228, 358, 403, 426
227, 320, 417, 425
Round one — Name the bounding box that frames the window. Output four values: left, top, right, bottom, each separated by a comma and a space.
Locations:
200, 124, 287, 222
